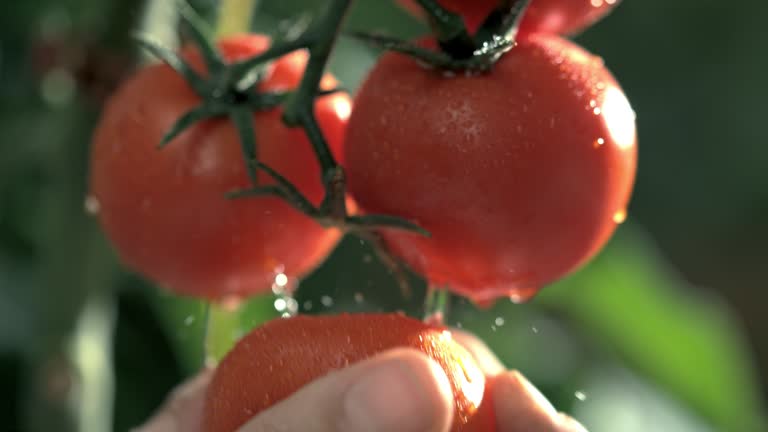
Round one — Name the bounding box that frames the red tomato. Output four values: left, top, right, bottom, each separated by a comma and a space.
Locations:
344, 33, 637, 304
398, 0, 621, 35
89, 35, 350, 300
203, 313, 495, 432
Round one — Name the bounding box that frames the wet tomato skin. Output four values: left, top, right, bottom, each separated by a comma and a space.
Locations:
398, 0, 621, 35
89, 35, 349, 300
344, 33, 637, 304
203, 313, 496, 432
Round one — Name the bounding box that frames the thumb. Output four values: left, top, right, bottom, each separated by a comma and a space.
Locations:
237, 348, 455, 432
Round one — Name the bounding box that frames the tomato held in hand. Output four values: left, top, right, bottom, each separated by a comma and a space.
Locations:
203, 313, 495, 432
344, 33, 637, 304
398, 0, 621, 36
89, 35, 350, 300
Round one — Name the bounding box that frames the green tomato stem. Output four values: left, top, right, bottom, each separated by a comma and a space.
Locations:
283, 0, 352, 180
203, 301, 244, 366
216, 0, 260, 37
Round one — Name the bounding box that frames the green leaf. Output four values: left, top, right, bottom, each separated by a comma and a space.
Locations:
536, 226, 767, 432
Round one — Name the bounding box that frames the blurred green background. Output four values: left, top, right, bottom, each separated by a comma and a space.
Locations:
1, 0, 767, 431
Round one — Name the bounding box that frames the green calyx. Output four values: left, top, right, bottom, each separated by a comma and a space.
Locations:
133, 1, 429, 237
353, 0, 532, 72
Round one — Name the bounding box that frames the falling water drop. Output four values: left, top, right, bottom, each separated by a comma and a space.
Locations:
320, 295, 334, 307
270, 269, 299, 317
613, 209, 627, 224
593, 137, 605, 148
84, 195, 100, 215
353, 292, 365, 304
574, 391, 588, 401
508, 288, 537, 304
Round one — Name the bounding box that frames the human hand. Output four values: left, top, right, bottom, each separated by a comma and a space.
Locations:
135, 330, 586, 432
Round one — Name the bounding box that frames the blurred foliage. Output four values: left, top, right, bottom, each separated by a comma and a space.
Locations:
1, 0, 767, 431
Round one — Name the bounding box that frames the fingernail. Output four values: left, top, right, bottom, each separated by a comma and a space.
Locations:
339, 359, 449, 432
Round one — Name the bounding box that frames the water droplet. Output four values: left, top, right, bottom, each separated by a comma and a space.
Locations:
575, 391, 587, 401
320, 296, 334, 307
183, 315, 195, 326
494, 317, 505, 327
274, 298, 287, 312
613, 209, 627, 224
303, 300, 313, 311
590, 0, 604, 7
353, 292, 364, 303
531, 326, 539, 334
490, 325, 497, 332
593, 137, 605, 148
593, 107, 602, 115
84, 195, 100, 215
274, 273, 288, 287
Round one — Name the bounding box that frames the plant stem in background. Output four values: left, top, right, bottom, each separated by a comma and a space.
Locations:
216, 0, 260, 38
203, 302, 244, 366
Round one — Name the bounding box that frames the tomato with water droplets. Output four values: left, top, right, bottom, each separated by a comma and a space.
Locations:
398, 0, 622, 35
203, 313, 495, 432
89, 35, 349, 300
344, 33, 637, 304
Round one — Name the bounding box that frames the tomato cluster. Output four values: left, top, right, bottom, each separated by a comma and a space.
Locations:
90, 0, 634, 305
90, 1, 635, 427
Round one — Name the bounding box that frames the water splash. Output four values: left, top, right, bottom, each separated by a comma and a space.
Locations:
270, 270, 298, 318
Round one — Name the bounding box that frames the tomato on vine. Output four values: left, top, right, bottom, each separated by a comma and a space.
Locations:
89, 34, 350, 300
398, 0, 622, 36
203, 313, 495, 432
344, 33, 637, 304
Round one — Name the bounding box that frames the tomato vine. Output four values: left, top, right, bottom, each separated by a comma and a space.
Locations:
135, 0, 538, 240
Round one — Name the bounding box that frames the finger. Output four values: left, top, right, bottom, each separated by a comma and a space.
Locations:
493, 371, 588, 432
238, 348, 454, 432
450, 329, 506, 376
133, 369, 214, 432
556, 413, 589, 432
